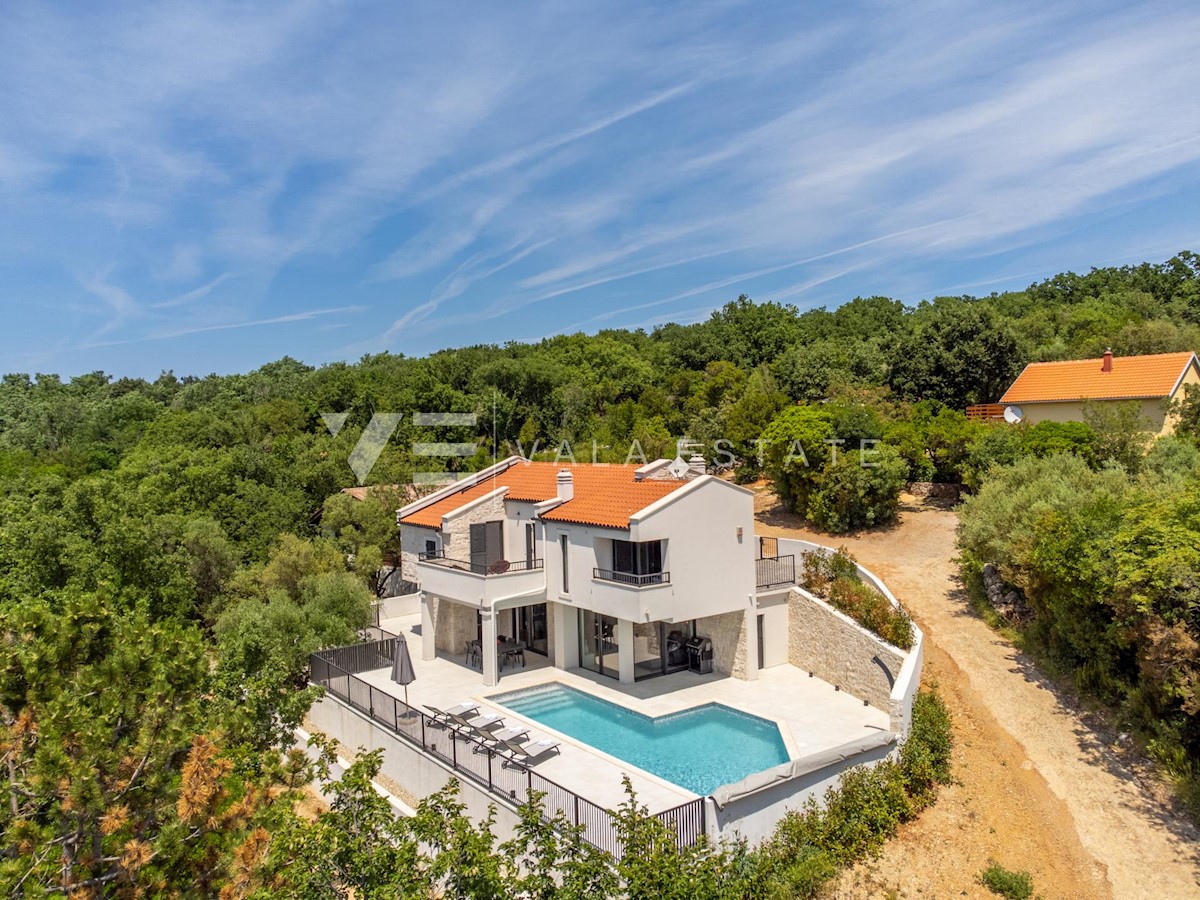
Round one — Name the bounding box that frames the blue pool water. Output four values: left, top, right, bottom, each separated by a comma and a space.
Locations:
493, 684, 788, 795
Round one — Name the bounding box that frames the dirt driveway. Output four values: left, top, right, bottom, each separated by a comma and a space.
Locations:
754, 489, 1200, 900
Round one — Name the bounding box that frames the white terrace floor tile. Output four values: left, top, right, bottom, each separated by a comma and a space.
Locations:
363, 612, 889, 814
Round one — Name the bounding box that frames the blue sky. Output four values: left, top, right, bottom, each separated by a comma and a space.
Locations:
2, 1, 1199, 379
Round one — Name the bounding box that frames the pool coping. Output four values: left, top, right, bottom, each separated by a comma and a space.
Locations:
487, 666, 806, 759
482, 677, 797, 800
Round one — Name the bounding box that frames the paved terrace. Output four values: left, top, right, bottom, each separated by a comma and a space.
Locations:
358, 606, 890, 815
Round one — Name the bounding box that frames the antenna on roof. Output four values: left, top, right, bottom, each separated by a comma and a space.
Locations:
1003, 405, 1024, 425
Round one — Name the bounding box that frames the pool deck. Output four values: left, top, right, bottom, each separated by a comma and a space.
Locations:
345, 609, 890, 814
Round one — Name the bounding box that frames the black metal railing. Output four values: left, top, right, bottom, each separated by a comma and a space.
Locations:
309, 652, 706, 858
419, 550, 545, 577
315, 634, 398, 675
755, 555, 796, 589
592, 568, 671, 587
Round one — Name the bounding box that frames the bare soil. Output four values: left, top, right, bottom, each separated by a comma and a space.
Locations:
753, 487, 1200, 900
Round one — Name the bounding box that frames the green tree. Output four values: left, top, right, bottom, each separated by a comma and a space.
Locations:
761, 405, 836, 514
806, 445, 908, 533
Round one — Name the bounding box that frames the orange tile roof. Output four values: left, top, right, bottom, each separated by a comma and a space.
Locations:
1000, 352, 1198, 404
399, 462, 691, 530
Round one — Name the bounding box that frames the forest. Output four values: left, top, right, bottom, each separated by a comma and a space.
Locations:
1, 252, 1198, 895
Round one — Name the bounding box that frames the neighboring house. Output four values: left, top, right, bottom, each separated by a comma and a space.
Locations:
999, 349, 1200, 435
397, 457, 792, 687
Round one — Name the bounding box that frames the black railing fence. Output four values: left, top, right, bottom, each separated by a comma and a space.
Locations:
309, 651, 707, 858
419, 550, 545, 576
755, 555, 796, 589
592, 568, 671, 586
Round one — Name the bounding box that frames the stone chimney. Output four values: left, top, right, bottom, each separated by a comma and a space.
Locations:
1101, 348, 1113, 373
688, 454, 707, 478
556, 469, 574, 502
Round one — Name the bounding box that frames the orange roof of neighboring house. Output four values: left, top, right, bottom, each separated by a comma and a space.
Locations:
399, 462, 691, 530
1000, 351, 1198, 404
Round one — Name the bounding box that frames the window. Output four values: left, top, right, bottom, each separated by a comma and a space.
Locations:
425, 539, 437, 556
612, 539, 663, 576
560, 534, 570, 593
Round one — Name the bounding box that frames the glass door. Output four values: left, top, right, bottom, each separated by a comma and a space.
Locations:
578, 610, 618, 678
515, 603, 549, 656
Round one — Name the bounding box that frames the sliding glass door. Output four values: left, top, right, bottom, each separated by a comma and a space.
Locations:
579, 610, 618, 678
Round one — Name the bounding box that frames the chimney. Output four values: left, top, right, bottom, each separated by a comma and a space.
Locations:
688, 454, 707, 478
1101, 348, 1113, 373
556, 469, 574, 502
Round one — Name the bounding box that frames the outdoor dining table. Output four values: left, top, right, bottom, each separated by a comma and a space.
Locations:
465, 639, 526, 670
497, 640, 525, 669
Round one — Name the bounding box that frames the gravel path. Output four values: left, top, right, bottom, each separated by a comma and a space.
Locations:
754, 490, 1200, 900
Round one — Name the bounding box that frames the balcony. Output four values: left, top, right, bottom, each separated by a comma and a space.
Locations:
755, 555, 796, 591
417, 551, 546, 606
592, 568, 671, 587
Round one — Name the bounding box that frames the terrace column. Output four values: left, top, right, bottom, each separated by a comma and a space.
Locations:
616, 618, 635, 684
481, 609, 499, 687
420, 592, 435, 661
743, 603, 759, 681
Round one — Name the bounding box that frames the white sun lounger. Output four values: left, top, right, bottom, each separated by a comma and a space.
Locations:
499, 737, 561, 768
423, 701, 480, 727
448, 710, 501, 738
470, 725, 530, 753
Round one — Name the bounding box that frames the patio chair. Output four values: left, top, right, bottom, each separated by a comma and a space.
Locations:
498, 736, 561, 768
469, 725, 529, 753
423, 701, 480, 728
465, 640, 481, 668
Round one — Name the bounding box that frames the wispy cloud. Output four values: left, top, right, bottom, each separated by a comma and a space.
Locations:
1, 1, 1198, 376
154, 272, 232, 309
81, 306, 367, 348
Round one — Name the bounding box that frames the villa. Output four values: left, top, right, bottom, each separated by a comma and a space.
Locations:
398, 456, 773, 688
308, 456, 923, 848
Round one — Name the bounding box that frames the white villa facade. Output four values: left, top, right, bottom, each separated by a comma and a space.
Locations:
306, 455, 923, 846
398, 457, 786, 689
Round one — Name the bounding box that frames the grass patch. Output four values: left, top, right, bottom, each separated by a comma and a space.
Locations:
979, 861, 1035, 899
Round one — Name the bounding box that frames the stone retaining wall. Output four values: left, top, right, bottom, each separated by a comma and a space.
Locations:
695, 610, 749, 679
787, 586, 906, 711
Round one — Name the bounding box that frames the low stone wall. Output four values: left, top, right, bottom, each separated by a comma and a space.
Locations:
772, 537, 923, 735
787, 587, 906, 712
905, 481, 963, 501
694, 610, 749, 679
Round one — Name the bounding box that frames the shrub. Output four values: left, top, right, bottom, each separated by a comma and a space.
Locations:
807, 445, 907, 533
801, 548, 914, 650
979, 862, 1035, 899
900, 688, 953, 802
761, 405, 836, 514
828, 577, 914, 650
799, 546, 859, 594
761, 686, 954, 897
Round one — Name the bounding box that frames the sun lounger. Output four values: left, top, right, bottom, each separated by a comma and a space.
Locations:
423, 701, 480, 727
499, 737, 561, 768
469, 725, 529, 753
447, 710, 501, 737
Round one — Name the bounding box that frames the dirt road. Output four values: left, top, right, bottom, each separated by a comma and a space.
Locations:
754, 490, 1200, 900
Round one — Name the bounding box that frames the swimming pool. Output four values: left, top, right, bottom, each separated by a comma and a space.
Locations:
492, 683, 789, 795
